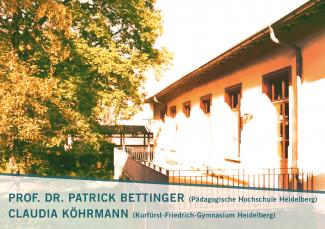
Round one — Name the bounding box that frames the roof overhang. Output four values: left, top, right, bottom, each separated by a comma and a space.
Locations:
145, 0, 325, 103
99, 125, 152, 135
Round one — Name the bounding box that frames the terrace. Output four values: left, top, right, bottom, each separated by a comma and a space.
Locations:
114, 146, 314, 191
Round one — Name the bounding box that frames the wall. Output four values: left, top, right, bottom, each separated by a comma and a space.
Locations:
296, 18, 325, 191
150, 14, 325, 190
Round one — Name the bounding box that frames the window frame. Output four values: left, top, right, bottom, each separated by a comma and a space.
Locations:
182, 101, 191, 118
160, 108, 166, 122
224, 83, 242, 161
169, 106, 177, 118
225, 83, 242, 109
262, 66, 291, 159
262, 66, 291, 101
200, 94, 212, 115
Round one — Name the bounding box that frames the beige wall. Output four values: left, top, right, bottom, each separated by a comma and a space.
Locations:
150, 21, 325, 189
154, 49, 293, 168
297, 25, 325, 191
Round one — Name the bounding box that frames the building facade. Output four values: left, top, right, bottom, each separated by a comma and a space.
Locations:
115, 0, 325, 191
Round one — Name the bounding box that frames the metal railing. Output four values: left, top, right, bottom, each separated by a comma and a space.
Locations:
168, 168, 313, 191
115, 147, 313, 191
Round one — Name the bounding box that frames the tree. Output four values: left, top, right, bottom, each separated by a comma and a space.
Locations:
0, 0, 170, 176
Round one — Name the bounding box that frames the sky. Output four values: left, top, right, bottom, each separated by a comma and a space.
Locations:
145, 0, 309, 97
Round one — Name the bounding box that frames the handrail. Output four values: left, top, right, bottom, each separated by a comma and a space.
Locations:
115, 146, 313, 191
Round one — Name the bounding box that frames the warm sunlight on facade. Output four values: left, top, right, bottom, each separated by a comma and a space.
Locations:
114, 0, 325, 191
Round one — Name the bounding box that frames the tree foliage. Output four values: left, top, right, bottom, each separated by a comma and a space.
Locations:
0, 0, 170, 176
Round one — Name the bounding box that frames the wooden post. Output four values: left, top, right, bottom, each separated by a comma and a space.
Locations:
143, 133, 146, 146
148, 133, 152, 161
122, 134, 125, 152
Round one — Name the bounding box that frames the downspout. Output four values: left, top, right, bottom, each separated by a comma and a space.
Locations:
153, 96, 165, 105
153, 96, 167, 120
152, 96, 167, 152
269, 26, 302, 169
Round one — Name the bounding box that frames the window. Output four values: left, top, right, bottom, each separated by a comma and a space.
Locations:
183, 101, 191, 117
170, 106, 176, 118
225, 84, 241, 109
263, 76, 289, 101
200, 94, 211, 115
263, 67, 291, 159
225, 84, 242, 159
160, 109, 166, 122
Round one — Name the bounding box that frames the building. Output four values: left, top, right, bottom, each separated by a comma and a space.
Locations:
114, 0, 325, 191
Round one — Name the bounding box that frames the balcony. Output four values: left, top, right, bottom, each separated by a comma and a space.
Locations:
114, 146, 314, 191
114, 146, 169, 182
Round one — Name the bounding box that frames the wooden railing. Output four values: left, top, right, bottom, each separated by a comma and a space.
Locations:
124, 146, 155, 161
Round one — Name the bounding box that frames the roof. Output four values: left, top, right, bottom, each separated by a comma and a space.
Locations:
99, 125, 151, 135
145, 0, 325, 103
